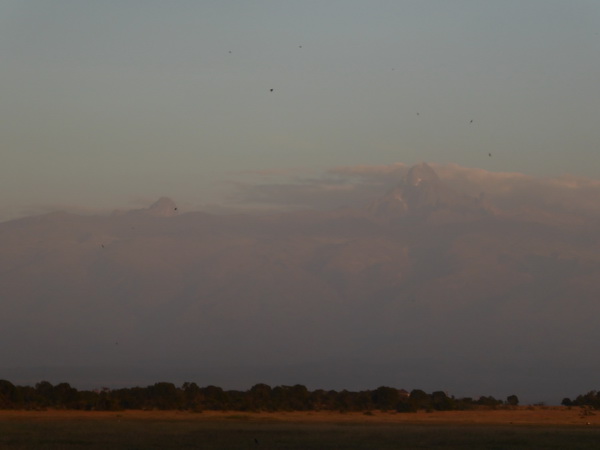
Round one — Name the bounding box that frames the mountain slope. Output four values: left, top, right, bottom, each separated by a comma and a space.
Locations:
1, 164, 599, 402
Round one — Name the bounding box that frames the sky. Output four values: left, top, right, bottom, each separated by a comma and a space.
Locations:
1, 0, 599, 221
2, 1, 600, 403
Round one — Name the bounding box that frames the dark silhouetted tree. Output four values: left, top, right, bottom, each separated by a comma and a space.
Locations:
146, 382, 180, 410
182, 382, 203, 411
0, 380, 19, 409
409, 389, 431, 411
431, 391, 454, 411
506, 395, 519, 406
372, 386, 400, 411
53, 383, 78, 409
247, 383, 272, 411
201, 385, 229, 410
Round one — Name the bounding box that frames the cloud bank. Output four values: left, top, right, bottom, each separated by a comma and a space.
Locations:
231, 162, 600, 218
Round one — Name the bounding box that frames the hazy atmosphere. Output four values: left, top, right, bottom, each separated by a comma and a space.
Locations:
1, 1, 600, 405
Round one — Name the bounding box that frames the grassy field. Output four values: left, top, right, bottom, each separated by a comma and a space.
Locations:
1, 408, 599, 449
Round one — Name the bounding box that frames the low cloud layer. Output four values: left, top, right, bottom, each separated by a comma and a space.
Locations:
231, 162, 600, 218
433, 164, 600, 217
3, 163, 599, 223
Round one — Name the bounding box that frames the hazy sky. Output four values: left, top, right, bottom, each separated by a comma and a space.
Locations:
2, 1, 599, 220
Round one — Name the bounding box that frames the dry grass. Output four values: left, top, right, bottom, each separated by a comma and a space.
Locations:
0, 406, 596, 426
2, 407, 600, 449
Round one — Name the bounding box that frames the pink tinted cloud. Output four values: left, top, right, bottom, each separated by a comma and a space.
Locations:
231, 162, 600, 216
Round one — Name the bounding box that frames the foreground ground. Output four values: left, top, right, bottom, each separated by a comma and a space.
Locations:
1, 407, 599, 449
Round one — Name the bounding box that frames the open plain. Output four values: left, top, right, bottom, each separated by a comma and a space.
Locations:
1, 407, 600, 449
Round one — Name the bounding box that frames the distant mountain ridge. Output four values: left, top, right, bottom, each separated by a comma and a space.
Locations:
1, 163, 599, 402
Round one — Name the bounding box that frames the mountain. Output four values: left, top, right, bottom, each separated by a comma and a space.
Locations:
369, 162, 490, 219
1, 164, 599, 403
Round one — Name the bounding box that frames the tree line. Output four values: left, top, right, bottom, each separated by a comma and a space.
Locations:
562, 391, 600, 409
0, 379, 520, 412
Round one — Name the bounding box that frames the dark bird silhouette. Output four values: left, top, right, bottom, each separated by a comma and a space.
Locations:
470, 119, 473, 123
270, 89, 274, 92
488, 153, 492, 157
174, 207, 177, 211
254, 438, 259, 445
101, 244, 104, 248
416, 112, 419, 116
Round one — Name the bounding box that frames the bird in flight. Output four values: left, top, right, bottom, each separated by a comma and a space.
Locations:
470, 120, 473, 123
270, 89, 274, 92
488, 153, 492, 157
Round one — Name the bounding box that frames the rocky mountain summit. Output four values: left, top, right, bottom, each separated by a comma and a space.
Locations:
139, 197, 178, 217
369, 162, 489, 219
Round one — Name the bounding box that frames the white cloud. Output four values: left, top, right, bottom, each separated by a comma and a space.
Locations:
430, 163, 600, 216
329, 162, 408, 178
